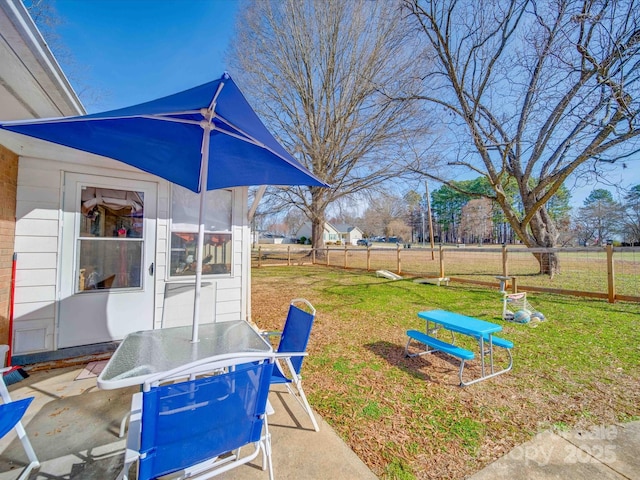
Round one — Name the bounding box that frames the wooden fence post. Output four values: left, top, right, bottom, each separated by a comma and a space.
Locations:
326, 246, 330, 266
439, 244, 445, 278
367, 245, 371, 271
344, 244, 348, 269
287, 245, 291, 266
502, 244, 509, 277
258, 246, 262, 268
607, 244, 615, 303
397, 243, 402, 274
312, 248, 316, 265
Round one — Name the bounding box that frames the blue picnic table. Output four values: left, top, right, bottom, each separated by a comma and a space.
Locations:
405, 310, 513, 386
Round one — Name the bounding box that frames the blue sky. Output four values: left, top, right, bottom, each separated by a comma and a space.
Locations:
49, 0, 239, 113
40, 1, 638, 205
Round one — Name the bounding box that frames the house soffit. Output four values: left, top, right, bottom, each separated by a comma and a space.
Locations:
0, 0, 84, 121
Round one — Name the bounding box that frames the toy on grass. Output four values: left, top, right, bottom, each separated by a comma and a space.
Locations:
512, 309, 531, 324
530, 311, 546, 322
502, 292, 546, 325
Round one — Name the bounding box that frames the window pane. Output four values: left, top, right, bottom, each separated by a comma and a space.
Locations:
170, 232, 232, 276
77, 239, 143, 292
80, 187, 144, 238
171, 186, 231, 233
76, 186, 146, 293
170, 185, 233, 277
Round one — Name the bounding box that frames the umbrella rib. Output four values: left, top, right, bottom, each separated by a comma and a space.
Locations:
214, 124, 262, 145
213, 118, 306, 170
209, 81, 225, 113
139, 115, 202, 126
1, 111, 204, 126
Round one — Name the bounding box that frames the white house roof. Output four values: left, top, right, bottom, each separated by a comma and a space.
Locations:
333, 223, 362, 234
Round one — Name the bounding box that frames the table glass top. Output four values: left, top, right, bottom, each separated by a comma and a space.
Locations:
98, 320, 270, 388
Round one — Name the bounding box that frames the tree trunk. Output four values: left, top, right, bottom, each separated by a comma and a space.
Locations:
531, 251, 560, 277
311, 217, 326, 259
310, 190, 326, 259
524, 207, 560, 278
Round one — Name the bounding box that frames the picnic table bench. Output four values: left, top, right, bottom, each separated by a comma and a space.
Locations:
405, 310, 514, 386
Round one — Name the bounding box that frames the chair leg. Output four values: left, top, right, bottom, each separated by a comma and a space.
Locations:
0, 376, 40, 480
117, 393, 142, 480
14, 420, 40, 480
263, 415, 274, 480
116, 437, 139, 479
115, 463, 130, 480
289, 381, 320, 432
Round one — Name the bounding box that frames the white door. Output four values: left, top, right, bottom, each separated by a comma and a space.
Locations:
58, 173, 157, 348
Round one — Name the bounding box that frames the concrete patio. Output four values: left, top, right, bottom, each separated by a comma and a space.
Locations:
0, 364, 377, 480
4, 362, 639, 480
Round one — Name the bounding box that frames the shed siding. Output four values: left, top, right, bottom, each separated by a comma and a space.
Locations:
13, 154, 249, 355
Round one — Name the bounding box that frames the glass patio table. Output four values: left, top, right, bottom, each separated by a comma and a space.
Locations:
97, 320, 272, 390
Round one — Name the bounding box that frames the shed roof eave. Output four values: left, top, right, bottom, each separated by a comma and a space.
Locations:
0, 0, 85, 117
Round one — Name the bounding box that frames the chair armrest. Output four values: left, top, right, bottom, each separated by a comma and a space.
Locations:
274, 351, 309, 379
274, 351, 308, 359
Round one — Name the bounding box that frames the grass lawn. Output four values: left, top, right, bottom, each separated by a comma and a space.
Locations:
251, 266, 640, 480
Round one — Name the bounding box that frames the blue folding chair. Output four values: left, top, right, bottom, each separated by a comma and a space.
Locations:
263, 299, 319, 432
117, 352, 276, 480
0, 368, 40, 480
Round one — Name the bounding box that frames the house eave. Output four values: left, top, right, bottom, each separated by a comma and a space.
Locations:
0, 0, 84, 121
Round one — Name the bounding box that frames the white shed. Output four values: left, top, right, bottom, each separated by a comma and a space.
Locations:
0, 1, 254, 360
12, 154, 253, 354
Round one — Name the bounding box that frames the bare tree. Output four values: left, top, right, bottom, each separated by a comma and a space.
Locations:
403, 0, 640, 275
283, 209, 307, 238
228, 0, 429, 253
459, 198, 493, 244
360, 193, 407, 238
26, 0, 105, 110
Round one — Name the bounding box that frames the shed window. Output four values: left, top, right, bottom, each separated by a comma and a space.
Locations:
170, 186, 232, 277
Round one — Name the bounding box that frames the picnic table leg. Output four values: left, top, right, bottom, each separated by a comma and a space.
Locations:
489, 336, 495, 374
426, 319, 438, 336
462, 344, 513, 386
458, 360, 466, 386
425, 320, 455, 344
479, 337, 486, 378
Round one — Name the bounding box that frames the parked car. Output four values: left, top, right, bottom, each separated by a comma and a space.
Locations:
357, 239, 371, 246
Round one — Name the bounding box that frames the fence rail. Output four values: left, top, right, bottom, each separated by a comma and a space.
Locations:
252, 244, 640, 303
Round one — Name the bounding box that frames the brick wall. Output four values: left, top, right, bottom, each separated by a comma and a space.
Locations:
0, 144, 18, 348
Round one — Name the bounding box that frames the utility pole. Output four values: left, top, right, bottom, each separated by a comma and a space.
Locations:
425, 180, 435, 260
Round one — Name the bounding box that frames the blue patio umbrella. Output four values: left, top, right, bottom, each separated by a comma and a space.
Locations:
0, 72, 328, 342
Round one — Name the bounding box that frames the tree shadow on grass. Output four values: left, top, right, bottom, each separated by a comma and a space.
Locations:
364, 340, 465, 387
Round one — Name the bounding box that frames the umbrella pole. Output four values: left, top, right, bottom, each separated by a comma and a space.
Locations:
192, 126, 212, 343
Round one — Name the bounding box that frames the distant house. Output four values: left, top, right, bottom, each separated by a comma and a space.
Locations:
296, 222, 363, 245
332, 224, 364, 245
